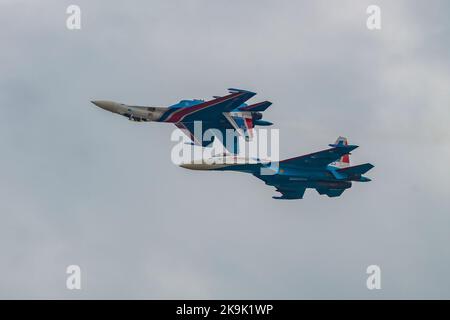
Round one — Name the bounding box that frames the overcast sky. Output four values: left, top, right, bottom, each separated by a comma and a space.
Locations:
1, 0, 449, 299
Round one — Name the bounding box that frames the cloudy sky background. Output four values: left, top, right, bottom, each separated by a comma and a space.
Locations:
0, 0, 449, 298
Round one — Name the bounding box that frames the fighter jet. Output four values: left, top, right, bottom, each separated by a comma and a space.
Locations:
91, 88, 273, 152
180, 137, 374, 199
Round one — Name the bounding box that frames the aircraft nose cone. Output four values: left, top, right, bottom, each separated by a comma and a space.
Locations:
91, 100, 117, 112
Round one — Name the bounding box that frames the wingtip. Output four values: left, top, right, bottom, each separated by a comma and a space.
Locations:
228, 88, 256, 95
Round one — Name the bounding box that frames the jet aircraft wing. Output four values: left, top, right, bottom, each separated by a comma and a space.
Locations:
175, 121, 240, 153
253, 174, 307, 200
280, 144, 358, 169
175, 121, 223, 147
315, 188, 346, 197
272, 186, 306, 200
165, 88, 256, 123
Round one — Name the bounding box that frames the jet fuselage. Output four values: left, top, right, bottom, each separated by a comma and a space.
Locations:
180, 158, 353, 189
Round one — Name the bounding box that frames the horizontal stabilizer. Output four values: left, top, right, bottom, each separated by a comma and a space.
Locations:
239, 101, 272, 112
223, 113, 255, 142
337, 163, 374, 176
253, 119, 273, 126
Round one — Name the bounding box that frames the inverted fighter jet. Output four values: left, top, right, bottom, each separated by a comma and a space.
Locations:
91, 88, 273, 152
180, 137, 374, 200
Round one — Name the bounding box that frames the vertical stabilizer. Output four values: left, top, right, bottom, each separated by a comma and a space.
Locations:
333, 136, 350, 168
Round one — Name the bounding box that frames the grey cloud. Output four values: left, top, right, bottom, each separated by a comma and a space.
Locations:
0, 0, 449, 298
